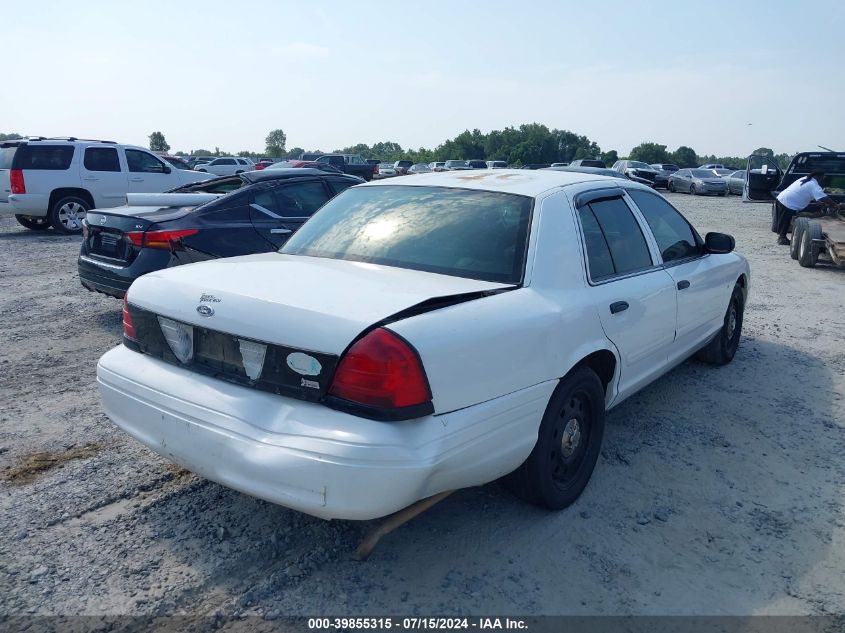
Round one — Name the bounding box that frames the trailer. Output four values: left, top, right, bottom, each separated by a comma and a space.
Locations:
789, 211, 845, 268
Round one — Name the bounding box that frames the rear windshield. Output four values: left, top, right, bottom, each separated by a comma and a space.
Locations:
13, 145, 74, 170
788, 154, 845, 174
580, 160, 605, 168
0, 146, 17, 169
282, 185, 532, 284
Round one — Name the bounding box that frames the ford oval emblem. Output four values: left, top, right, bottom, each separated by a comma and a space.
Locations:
99, 216, 107, 225
196, 305, 214, 317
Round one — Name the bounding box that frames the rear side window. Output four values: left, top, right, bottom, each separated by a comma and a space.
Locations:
126, 150, 166, 173
274, 181, 330, 217
84, 147, 121, 172
628, 190, 702, 263
579, 197, 652, 279
577, 206, 615, 280
13, 145, 74, 170
328, 178, 357, 195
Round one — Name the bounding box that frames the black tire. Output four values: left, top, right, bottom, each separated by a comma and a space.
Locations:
798, 220, 822, 268
790, 217, 807, 260
15, 215, 50, 230
668, 181, 676, 192
48, 195, 89, 234
690, 184, 698, 195
505, 366, 606, 510
695, 284, 744, 365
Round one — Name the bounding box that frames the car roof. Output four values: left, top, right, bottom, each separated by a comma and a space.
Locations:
241, 168, 357, 183
361, 168, 618, 197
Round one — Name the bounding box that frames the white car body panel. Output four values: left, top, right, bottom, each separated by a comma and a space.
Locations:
99, 169, 751, 519
198, 157, 255, 177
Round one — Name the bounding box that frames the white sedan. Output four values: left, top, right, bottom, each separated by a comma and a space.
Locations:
97, 170, 750, 520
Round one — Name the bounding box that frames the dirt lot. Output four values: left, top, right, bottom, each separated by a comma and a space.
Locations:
1, 192, 843, 617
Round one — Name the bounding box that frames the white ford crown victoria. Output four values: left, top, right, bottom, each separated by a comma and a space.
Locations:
97, 170, 750, 520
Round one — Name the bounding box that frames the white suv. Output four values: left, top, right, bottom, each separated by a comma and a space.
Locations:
0, 137, 213, 234
194, 156, 255, 176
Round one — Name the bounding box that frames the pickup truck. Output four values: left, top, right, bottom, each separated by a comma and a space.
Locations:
314, 154, 375, 181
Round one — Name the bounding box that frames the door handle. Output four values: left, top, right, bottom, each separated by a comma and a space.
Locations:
129, 177, 144, 182
82, 176, 98, 181
677, 280, 690, 290
609, 301, 629, 314
270, 228, 292, 235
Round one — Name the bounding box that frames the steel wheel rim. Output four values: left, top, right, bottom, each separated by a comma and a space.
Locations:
550, 391, 591, 488
727, 303, 737, 340
58, 202, 86, 230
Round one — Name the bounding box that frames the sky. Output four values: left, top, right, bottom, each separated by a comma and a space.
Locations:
2, 0, 843, 157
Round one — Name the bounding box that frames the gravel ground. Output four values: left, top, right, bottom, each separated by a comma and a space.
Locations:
1, 192, 844, 617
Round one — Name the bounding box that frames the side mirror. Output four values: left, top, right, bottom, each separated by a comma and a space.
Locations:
163, 165, 171, 174
705, 232, 735, 254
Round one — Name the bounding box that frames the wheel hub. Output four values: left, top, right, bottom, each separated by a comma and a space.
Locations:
560, 418, 581, 458
59, 202, 85, 229
727, 305, 737, 339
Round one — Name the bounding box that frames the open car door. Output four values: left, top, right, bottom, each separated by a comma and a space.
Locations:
743, 154, 782, 202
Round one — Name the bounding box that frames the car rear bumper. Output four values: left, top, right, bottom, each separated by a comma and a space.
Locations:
78, 250, 172, 299
3, 194, 49, 217
97, 345, 553, 520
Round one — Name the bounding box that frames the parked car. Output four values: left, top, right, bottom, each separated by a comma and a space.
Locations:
466, 160, 488, 169
743, 151, 845, 207
651, 164, 680, 173
668, 169, 729, 196
366, 159, 381, 167
487, 161, 509, 169
159, 155, 193, 171
700, 164, 725, 170
267, 160, 343, 174
648, 163, 680, 189
314, 154, 376, 181
394, 160, 414, 175
546, 165, 653, 186
429, 162, 446, 172
99, 169, 748, 520
611, 160, 660, 186
0, 137, 213, 234
299, 153, 324, 161
521, 164, 551, 170
373, 163, 397, 179
704, 168, 734, 178
443, 160, 471, 170
408, 163, 432, 174
569, 159, 606, 168
194, 157, 255, 176
550, 162, 569, 168
78, 169, 362, 298
725, 170, 746, 195
254, 159, 275, 171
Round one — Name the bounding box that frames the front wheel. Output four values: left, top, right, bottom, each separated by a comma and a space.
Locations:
668, 181, 676, 192
48, 196, 89, 234
15, 215, 50, 230
505, 366, 606, 510
798, 220, 822, 268
690, 184, 698, 195
695, 284, 744, 365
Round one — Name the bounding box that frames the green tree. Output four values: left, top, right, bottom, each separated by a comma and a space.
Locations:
265, 129, 287, 156
174, 150, 187, 156
0, 132, 22, 141
600, 150, 618, 166
752, 147, 774, 158
192, 148, 213, 156
237, 150, 254, 157
285, 147, 305, 159
629, 142, 669, 164
148, 131, 170, 152
672, 146, 698, 167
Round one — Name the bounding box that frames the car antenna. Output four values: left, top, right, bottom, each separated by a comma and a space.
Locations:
818, 145, 838, 152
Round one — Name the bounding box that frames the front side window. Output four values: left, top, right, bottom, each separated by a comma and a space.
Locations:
13, 145, 74, 170
628, 190, 702, 263
126, 149, 166, 173
237, 159, 249, 165
84, 147, 121, 172
579, 196, 652, 279
282, 185, 532, 284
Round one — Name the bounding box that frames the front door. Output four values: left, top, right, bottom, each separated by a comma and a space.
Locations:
743, 154, 782, 202
124, 149, 180, 193
80, 146, 128, 208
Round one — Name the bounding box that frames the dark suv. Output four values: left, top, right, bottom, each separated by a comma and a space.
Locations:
78, 169, 362, 298
569, 159, 606, 168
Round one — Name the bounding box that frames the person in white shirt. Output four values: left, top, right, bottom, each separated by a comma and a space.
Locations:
774, 171, 840, 245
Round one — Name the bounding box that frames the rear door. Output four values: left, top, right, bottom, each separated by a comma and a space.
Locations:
575, 190, 677, 400
249, 179, 332, 248
125, 149, 181, 193
743, 154, 782, 201
81, 146, 128, 208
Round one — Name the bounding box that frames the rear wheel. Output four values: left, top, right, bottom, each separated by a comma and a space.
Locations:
798, 220, 822, 268
690, 184, 698, 195
668, 181, 676, 192
48, 196, 89, 234
15, 215, 50, 230
505, 366, 605, 510
790, 217, 807, 260
695, 284, 744, 365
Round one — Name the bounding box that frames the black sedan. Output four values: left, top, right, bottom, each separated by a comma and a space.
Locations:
78, 169, 362, 298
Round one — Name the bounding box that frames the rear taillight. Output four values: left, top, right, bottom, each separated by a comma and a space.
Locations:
328, 328, 431, 410
122, 295, 137, 340
125, 229, 199, 250
10, 169, 25, 194
373, 165, 378, 174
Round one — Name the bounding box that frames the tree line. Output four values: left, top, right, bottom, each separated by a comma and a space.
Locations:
0, 129, 793, 170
